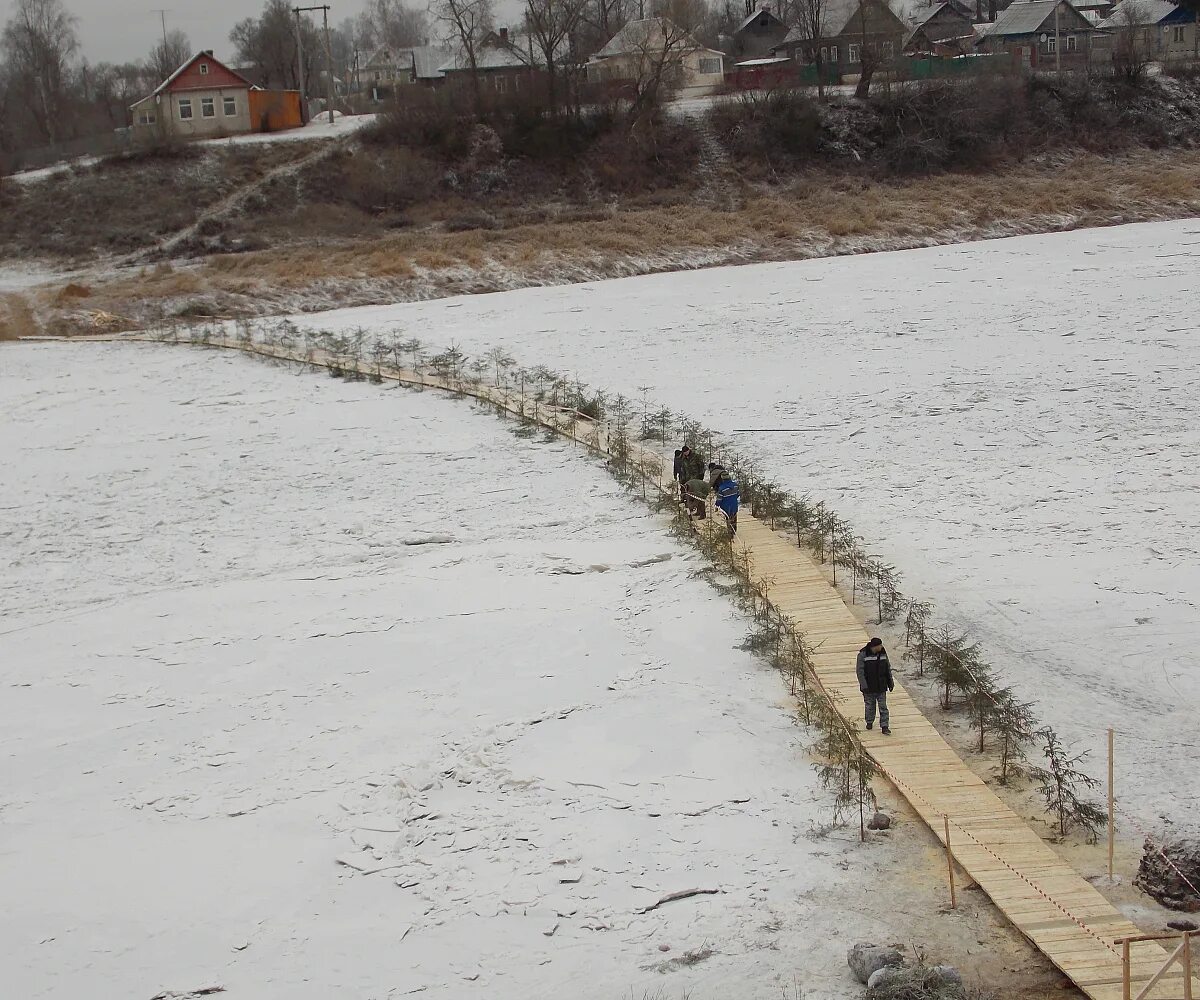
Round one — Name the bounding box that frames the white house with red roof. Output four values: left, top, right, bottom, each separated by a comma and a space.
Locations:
131, 51, 263, 138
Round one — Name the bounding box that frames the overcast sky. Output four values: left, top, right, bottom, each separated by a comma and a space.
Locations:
0, 0, 527, 68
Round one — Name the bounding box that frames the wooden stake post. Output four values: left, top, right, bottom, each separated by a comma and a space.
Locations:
1108, 727, 1115, 881
944, 814, 957, 909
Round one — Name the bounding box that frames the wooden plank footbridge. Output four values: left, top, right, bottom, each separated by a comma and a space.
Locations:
64, 334, 1200, 999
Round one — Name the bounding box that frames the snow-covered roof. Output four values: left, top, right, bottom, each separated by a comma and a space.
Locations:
779, 0, 916, 42
438, 32, 569, 72
733, 55, 793, 65
593, 17, 716, 58
1098, 0, 1177, 28
365, 45, 453, 78
987, 0, 1079, 35
734, 6, 787, 32
412, 46, 453, 78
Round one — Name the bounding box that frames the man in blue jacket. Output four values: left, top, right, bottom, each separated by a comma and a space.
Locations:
856, 637, 894, 735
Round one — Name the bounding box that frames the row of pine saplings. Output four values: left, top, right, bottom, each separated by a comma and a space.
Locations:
166, 317, 1109, 846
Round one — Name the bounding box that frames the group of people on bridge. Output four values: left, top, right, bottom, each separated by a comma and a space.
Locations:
672, 444, 741, 536
672, 443, 896, 734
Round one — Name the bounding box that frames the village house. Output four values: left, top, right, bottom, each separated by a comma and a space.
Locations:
361, 45, 451, 100
772, 0, 909, 76
435, 28, 572, 96
975, 0, 1099, 66
130, 51, 302, 139
586, 18, 726, 96
722, 4, 791, 60
1096, 0, 1198, 61
904, 0, 978, 53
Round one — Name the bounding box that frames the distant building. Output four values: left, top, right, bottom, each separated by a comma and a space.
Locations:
130, 51, 302, 138
772, 0, 909, 74
436, 28, 571, 95
975, 0, 1098, 67
362, 45, 452, 100
722, 5, 791, 60
587, 18, 726, 97
1096, 0, 1197, 60
904, 1, 977, 53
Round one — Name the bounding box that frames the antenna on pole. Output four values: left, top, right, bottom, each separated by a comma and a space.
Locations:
152, 8, 170, 47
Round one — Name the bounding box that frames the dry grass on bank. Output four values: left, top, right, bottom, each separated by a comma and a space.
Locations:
18, 145, 1200, 335
0, 294, 36, 340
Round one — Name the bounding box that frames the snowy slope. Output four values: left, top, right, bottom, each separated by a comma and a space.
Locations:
1, 342, 1025, 999
279, 218, 1200, 838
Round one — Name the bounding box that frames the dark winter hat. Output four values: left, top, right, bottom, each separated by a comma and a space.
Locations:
681, 444, 693, 453
870, 637, 883, 647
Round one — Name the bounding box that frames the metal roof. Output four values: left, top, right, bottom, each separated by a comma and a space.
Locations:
150, 51, 252, 98
593, 18, 718, 58
1098, 0, 1178, 28
987, 0, 1068, 35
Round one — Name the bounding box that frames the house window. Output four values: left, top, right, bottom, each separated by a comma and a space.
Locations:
199, 63, 209, 75
178, 98, 193, 120
495, 75, 508, 93
138, 111, 156, 125
201, 97, 215, 117
1174, 25, 1186, 42
223, 96, 237, 116
699, 56, 722, 74
373, 71, 381, 81
883, 40, 894, 57
822, 45, 839, 62
1046, 34, 1056, 53
848, 42, 861, 62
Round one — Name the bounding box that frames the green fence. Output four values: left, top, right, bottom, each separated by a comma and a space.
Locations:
898, 54, 1003, 79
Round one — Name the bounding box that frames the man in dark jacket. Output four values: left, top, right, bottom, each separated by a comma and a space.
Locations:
672, 450, 685, 500
679, 444, 705, 484
856, 637, 894, 734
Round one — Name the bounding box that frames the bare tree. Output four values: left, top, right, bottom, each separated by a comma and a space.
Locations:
362, 0, 429, 50
792, 0, 829, 100
853, 4, 883, 99
616, 0, 707, 123
433, 0, 494, 115
230, 0, 321, 92
1111, 0, 1154, 83
578, 0, 635, 56
148, 29, 191, 83
1, 0, 79, 143
524, 0, 588, 110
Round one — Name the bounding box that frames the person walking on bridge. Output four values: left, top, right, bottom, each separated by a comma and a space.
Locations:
679, 444, 705, 485
856, 637, 894, 735
708, 462, 740, 536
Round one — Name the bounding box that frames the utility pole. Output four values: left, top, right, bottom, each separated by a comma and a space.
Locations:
153, 8, 169, 46
295, 6, 335, 125
322, 6, 335, 125
293, 8, 307, 117
1055, 1, 1061, 78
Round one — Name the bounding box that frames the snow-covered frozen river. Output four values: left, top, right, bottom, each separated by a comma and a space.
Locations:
283, 218, 1200, 838
3, 342, 1032, 999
